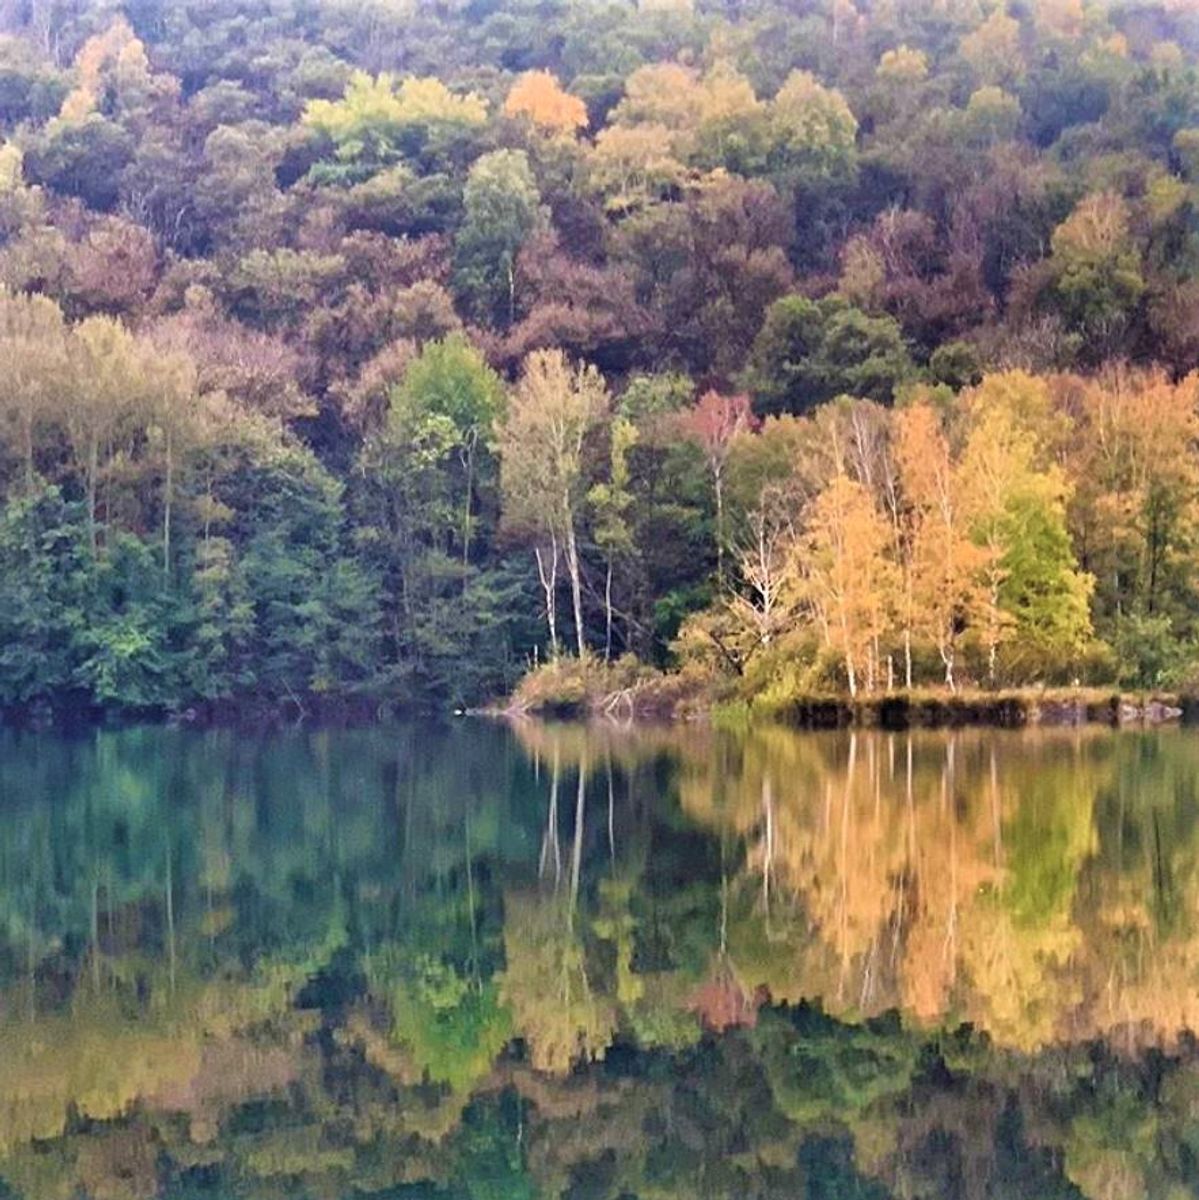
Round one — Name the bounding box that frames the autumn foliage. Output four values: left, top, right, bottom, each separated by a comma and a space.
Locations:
503, 71, 589, 135
0, 0, 1198, 711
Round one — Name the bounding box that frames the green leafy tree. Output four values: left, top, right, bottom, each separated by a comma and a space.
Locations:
1040, 192, 1146, 362
73, 532, 183, 708
454, 149, 544, 327
960, 375, 1094, 681
391, 333, 506, 571
23, 115, 133, 211
303, 71, 487, 176
588, 414, 638, 660
743, 294, 913, 416
233, 446, 380, 702
0, 486, 91, 706
768, 69, 858, 186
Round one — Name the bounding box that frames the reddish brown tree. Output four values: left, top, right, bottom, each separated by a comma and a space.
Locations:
679, 390, 757, 585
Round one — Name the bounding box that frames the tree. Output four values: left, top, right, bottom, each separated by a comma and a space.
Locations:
678, 390, 756, 586
499, 350, 609, 659
503, 71, 588, 136
611, 174, 794, 378
65, 315, 144, 557
873, 46, 929, 125
588, 415, 638, 661
693, 62, 769, 174
769, 70, 858, 186
1070, 369, 1199, 651
960, 8, 1023, 87
56, 16, 171, 127
61, 216, 158, 319
744, 295, 913, 417
150, 291, 311, 422
23, 115, 134, 211
895, 399, 985, 691
800, 473, 897, 696
504, 231, 650, 372
586, 124, 688, 216
235, 446, 380, 702
610, 63, 701, 139
356, 372, 489, 702
389, 333, 506, 572
730, 482, 799, 655
959, 374, 1093, 681
454, 149, 543, 326
188, 122, 287, 253
0, 486, 92, 705
302, 71, 486, 174
1030, 193, 1145, 363
0, 289, 69, 493
836, 208, 993, 353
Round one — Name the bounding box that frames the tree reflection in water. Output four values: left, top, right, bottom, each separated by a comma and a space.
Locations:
1, 721, 1198, 1198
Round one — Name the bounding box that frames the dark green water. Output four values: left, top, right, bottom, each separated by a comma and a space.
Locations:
3, 721, 1199, 1198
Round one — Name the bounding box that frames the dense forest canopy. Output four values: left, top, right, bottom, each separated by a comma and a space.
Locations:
3, 0, 1199, 710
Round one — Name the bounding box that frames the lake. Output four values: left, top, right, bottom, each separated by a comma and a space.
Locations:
1, 721, 1198, 1198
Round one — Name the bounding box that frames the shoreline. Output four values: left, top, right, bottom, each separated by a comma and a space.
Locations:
497, 674, 1195, 729
2, 685, 1192, 733
762, 689, 1189, 730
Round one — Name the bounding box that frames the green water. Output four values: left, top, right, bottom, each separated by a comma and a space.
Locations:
2, 721, 1199, 1198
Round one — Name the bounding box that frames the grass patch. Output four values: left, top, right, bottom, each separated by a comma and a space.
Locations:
503, 655, 712, 720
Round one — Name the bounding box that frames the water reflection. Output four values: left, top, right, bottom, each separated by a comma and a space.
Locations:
1, 722, 1198, 1197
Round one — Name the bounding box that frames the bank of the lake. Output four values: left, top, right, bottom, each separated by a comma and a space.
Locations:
503, 655, 1194, 729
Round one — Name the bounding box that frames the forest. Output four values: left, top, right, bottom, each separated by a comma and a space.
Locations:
3, 0, 1199, 713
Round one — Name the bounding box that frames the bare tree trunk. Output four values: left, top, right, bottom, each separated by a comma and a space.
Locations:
535, 537, 560, 659
714, 466, 725, 588
461, 430, 477, 588
987, 577, 1000, 688
565, 517, 586, 658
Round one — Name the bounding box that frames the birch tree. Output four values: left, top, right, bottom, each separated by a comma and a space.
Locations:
499, 349, 609, 658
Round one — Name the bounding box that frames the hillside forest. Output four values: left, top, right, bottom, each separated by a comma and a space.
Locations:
4, 0, 1199, 712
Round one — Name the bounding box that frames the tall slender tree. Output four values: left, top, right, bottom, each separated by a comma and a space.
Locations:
499, 349, 609, 658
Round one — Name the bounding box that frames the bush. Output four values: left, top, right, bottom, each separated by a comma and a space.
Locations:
507, 654, 713, 719
1112, 614, 1198, 690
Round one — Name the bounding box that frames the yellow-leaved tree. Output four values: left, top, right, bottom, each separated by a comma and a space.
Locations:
800, 473, 897, 696
895, 398, 985, 691
503, 70, 588, 136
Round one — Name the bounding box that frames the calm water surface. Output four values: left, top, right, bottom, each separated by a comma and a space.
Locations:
2, 721, 1199, 1198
